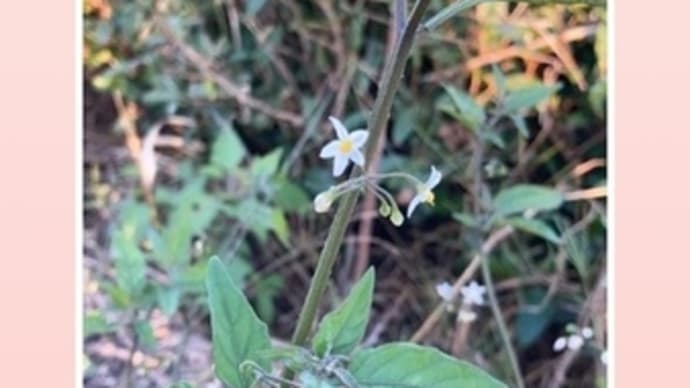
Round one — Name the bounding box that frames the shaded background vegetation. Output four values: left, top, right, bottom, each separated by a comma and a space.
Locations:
83, 0, 607, 386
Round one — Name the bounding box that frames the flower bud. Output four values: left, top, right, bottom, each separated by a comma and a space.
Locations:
378, 201, 391, 217
314, 188, 335, 213
390, 208, 404, 226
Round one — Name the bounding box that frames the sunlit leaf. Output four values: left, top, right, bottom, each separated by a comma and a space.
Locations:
211, 123, 246, 172
349, 342, 506, 387
312, 268, 375, 357
206, 257, 271, 388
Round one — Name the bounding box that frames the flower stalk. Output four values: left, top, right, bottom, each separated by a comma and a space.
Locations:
290, 0, 433, 347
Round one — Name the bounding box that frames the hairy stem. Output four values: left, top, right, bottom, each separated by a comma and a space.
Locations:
290, 0, 432, 347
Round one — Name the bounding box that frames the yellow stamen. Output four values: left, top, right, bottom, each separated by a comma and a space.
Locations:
423, 190, 435, 205
338, 138, 354, 154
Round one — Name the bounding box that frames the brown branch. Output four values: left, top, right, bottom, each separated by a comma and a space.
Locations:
157, 22, 303, 127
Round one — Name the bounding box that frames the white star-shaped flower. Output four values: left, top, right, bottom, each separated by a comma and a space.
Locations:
460, 281, 486, 306
406, 166, 442, 218
435, 282, 454, 303
319, 116, 369, 177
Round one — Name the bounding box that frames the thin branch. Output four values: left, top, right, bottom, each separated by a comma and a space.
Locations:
481, 244, 526, 388
157, 22, 303, 127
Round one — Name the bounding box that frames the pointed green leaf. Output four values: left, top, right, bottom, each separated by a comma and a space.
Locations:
312, 268, 375, 357
423, 0, 483, 31
442, 84, 486, 132
111, 226, 146, 297
211, 123, 246, 171
349, 342, 507, 387
492, 64, 507, 96
453, 212, 479, 228
509, 114, 529, 138
502, 217, 561, 244
251, 148, 283, 178
493, 185, 563, 217
503, 84, 560, 113
206, 257, 271, 388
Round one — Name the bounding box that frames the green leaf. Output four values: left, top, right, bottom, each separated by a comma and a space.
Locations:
312, 268, 375, 357
223, 199, 272, 241
493, 184, 563, 217
273, 180, 311, 214
503, 84, 560, 113
134, 319, 157, 351
211, 124, 246, 172
299, 371, 338, 388
441, 84, 486, 132
206, 257, 272, 388
111, 226, 146, 297
270, 209, 290, 246
502, 217, 561, 244
349, 343, 506, 388
516, 288, 555, 348
492, 64, 507, 96
156, 287, 181, 316
453, 212, 479, 228
251, 148, 283, 178
423, 0, 483, 31
84, 312, 114, 337
246, 0, 268, 16
509, 114, 529, 138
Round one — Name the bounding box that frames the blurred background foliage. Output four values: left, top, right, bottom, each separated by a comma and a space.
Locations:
83, 0, 606, 386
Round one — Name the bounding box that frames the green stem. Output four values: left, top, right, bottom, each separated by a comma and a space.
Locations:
480, 247, 526, 388
290, 0, 433, 347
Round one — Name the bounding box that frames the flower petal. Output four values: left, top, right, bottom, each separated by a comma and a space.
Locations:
332, 154, 349, 177
319, 140, 340, 158
406, 195, 423, 218
329, 116, 348, 139
457, 308, 477, 323
553, 337, 567, 352
581, 327, 594, 339
567, 334, 584, 350
349, 130, 369, 147
435, 282, 454, 302
425, 165, 442, 188
349, 149, 365, 167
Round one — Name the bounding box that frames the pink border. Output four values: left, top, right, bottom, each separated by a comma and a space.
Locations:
3, 0, 690, 386
616, 0, 690, 386
0, 1, 76, 386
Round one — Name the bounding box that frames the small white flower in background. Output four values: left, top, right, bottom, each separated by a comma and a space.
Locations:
435, 282, 454, 303
406, 166, 442, 217
319, 116, 369, 177
600, 350, 608, 365
567, 334, 584, 350
460, 281, 486, 306
581, 326, 594, 339
314, 187, 336, 213
457, 308, 477, 323
553, 336, 568, 352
